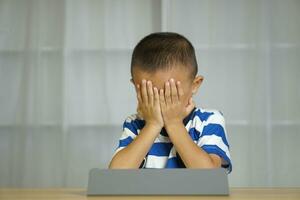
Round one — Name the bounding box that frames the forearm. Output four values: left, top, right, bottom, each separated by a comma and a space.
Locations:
109, 124, 161, 169
165, 123, 219, 168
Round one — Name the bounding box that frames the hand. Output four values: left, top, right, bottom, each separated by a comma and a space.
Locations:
136, 79, 164, 129
159, 78, 195, 128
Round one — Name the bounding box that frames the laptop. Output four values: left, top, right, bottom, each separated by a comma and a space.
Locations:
87, 168, 229, 196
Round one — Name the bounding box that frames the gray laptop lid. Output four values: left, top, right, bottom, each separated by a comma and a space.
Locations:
87, 168, 229, 196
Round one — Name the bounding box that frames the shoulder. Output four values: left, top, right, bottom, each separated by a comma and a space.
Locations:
188, 107, 226, 131
193, 107, 225, 124
123, 113, 140, 123
122, 113, 145, 134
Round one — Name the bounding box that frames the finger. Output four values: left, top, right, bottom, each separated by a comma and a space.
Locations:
147, 81, 154, 106
170, 78, 178, 103
185, 97, 195, 115
138, 113, 144, 120
141, 79, 148, 105
164, 81, 171, 105
153, 87, 159, 106
159, 89, 166, 109
137, 107, 143, 119
136, 84, 143, 103
176, 81, 184, 101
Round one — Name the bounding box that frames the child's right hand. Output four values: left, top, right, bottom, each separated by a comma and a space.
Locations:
136, 79, 164, 129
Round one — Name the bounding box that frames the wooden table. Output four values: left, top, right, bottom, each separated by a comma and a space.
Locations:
0, 188, 299, 200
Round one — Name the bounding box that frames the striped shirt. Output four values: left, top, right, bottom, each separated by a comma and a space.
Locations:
113, 107, 232, 173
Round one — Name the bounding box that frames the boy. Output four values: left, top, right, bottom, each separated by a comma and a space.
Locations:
109, 32, 232, 173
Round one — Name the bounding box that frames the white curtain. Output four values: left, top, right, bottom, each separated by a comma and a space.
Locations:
0, 0, 299, 187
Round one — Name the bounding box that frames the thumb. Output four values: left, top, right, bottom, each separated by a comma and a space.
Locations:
185, 97, 195, 115
136, 107, 144, 120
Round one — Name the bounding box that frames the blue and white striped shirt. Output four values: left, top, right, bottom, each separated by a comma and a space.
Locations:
113, 107, 232, 173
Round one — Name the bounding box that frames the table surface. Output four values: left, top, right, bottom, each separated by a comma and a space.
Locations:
0, 188, 300, 200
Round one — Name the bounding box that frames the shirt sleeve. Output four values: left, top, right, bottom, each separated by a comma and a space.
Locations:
112, 115, 146, 168
197, 111, 232, 173
112, 116, 138, 157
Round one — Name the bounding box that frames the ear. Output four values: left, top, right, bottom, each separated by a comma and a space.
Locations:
191, 75, 204, 95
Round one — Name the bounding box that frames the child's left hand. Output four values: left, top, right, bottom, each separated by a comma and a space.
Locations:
159, 78, 195, 128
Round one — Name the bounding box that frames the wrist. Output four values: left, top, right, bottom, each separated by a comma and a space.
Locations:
145, 121, 163, 131
164, 120, 184, 132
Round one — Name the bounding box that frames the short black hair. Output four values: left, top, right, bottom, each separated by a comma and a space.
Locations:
131, 32, 198, 79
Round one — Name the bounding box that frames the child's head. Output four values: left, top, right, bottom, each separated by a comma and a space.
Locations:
130, 32, 203, 106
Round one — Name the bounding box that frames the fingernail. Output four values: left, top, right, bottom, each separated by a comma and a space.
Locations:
177, 81, 180, 85
166, 81, 169, 86
142, 79, 146, 83
170, 78, 174, 82
147, 80, 151, 85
